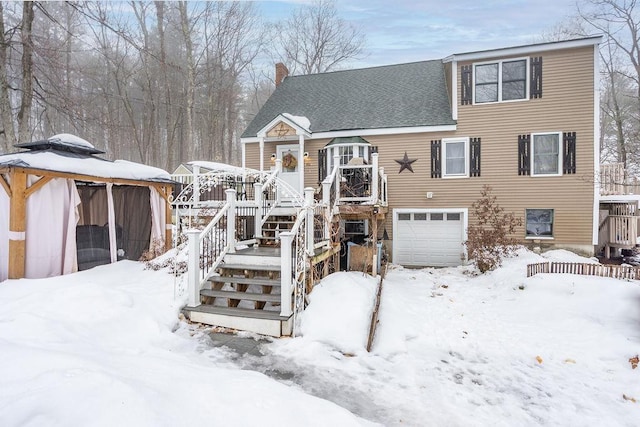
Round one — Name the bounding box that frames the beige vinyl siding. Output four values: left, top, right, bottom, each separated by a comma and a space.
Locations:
370, 46, 595, 251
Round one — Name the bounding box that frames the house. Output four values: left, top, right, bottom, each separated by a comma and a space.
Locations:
178, 35, 639, 336
240, 35, 606, 267
0, 134, 174, 280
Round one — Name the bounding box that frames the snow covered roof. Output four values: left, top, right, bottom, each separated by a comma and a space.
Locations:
282, 113, 311, 132
0, 134, 172, 184
15, 133, 105, 155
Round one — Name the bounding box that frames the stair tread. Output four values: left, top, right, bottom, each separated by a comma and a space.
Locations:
219, 263, 281, 271
185, 304, 290, 321
208, 276, 281, 286
201, 289, 281, 302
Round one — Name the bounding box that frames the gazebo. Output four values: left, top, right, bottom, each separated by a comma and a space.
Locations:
0, 134, 173, 280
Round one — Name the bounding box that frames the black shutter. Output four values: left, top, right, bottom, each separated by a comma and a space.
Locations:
563, 132, 576, 174
431, 140, 442, 178
530, 57, 542, 99
461, 65, 472, 105
318, 149, 327, 182
470, 137, 481, 177
518, 134, 531, 175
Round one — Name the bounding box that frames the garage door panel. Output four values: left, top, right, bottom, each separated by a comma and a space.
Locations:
395, 211, 464, 267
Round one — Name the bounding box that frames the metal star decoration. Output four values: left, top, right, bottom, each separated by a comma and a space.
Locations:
394, 151, 417, 173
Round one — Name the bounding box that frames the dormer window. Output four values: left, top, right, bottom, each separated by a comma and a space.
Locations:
474, 58, 528, 103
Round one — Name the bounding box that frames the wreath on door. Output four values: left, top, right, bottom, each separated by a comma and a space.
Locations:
282, 152, 298, 169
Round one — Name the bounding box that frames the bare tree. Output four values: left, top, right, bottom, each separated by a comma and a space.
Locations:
0, 2, 16, 150
579, 0, 640, 173
274, 0, 365, 75
17, 1, 34, 142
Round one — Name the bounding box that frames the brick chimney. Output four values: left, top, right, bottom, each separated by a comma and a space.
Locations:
275, 62, 289, 87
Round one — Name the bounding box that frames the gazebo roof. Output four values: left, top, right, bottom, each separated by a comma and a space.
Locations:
0, 134, 172, 184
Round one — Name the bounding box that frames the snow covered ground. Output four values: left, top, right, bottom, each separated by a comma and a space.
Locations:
1, 248, 639, 426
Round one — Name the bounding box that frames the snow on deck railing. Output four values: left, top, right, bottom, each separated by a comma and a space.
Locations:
526, 261, 640, 279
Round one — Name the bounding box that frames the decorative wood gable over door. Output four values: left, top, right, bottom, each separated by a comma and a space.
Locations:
255, 114, 312, 196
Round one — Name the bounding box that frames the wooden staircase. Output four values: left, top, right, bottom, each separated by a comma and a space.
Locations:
258, 214, 296, 247
184, 214, 298, 337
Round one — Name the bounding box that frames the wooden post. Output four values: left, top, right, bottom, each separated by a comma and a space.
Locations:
226, 189, 236, 253
186, 229, 201, 307
280, 232, 293, 317
371, 212, 378, 276
8, 170, 27, 279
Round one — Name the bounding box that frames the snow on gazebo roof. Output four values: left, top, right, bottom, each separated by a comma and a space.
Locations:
0, 134, 173, 184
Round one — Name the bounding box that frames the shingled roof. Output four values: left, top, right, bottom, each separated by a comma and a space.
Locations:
242, 59, 455, 138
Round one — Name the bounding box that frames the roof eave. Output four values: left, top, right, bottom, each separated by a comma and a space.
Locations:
241, 124, 457, 143
443, 35, 603, 63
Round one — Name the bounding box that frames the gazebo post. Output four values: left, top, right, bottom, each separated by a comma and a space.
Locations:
8, 170, 27, 279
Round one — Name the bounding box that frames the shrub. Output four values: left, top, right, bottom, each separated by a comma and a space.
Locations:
465, 185, 523, 273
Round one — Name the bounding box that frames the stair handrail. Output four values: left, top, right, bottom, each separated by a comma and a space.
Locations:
280, 188, 316, 336
186, 189, 236, 307
260, 159, 283, 227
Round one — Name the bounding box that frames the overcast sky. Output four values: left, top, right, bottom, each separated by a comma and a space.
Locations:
258, 0, 585, 68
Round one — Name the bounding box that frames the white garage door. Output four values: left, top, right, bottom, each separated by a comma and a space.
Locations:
394, 211, 465, 267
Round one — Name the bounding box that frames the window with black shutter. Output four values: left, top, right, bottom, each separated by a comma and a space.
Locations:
461, 65, 472, 105
518, 134, 531, 175
519, 131, 576, 176
470, 138, 481, 177
530, 57, 543, 99
431, 140, 441, 178
563, 132, 576, 174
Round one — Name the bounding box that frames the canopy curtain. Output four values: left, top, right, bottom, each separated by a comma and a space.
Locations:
0, 176, 8, 281
25, 177, 80, 278
113, 185, 151, 260
149, 187, 166, 255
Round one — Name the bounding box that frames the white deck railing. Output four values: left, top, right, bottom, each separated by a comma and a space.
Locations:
186, 189, 234, 307
600, 163, 640, 195
607, 215, 638, 247
321, 152, 388, 208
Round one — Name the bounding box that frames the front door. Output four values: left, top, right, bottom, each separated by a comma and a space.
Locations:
277, 145, 302, 201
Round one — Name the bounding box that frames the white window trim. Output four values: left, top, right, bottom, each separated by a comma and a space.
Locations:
472, 57, 529, 105
326, 143, 370, 170
525, 208, 555, 239
531, 132, 563, 177
442, 137, 470, 178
